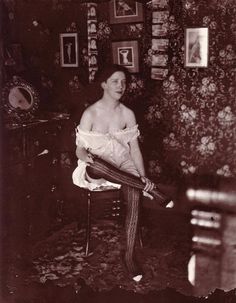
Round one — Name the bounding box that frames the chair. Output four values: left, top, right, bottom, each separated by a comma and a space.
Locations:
83, 187, 143, 256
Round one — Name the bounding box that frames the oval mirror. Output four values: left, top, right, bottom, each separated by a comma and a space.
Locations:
2, 76, 40, 121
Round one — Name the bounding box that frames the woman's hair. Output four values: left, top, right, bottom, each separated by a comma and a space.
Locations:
94, 64, 131, 85
86, 64, 130, 104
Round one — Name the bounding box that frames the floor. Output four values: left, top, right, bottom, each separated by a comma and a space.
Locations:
1, 207, 235, 302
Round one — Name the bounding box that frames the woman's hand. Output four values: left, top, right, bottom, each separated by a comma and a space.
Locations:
86, 152, 94, 164
141, 176, 155, 192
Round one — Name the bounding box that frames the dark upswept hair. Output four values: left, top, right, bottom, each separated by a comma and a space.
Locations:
85, 64, 131, 104
94, 64, 131, 85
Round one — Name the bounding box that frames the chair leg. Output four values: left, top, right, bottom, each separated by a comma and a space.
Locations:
85, 192, 91, 256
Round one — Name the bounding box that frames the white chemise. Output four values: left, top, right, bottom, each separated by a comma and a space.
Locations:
72, 124, 140, 190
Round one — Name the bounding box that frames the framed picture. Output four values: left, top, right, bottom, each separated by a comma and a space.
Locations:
151, 0, 169, 10
152, 11, 169, 24
152, 24, 168, 37
112, 40, 139, 73
109, 0, 143, 24
152, 54, 168, 66
185, 27, 209, 68
60, 33, 78, 67
151, 67, 168, 80
87, 3, 97, 19
152, 38, 169, 52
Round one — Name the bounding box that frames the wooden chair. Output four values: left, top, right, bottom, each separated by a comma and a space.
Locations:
83, 187, 143, 256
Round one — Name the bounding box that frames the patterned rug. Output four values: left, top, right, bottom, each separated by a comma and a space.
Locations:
21, 216, 192, 295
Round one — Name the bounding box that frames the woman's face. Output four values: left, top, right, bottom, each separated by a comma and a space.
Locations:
103, 71, 127, 101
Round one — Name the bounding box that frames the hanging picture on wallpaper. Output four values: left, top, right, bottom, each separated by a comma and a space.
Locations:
151, 0, 169, 10
152, 11, 169, 24
185, 27, 209, 68
152, 24, 168, 37
109, 0, 143, 24
152, 54, 168, 66
87, 3, 97, 19
112, 40, 139, 73
88, 20, 97, 34
151, 67, 168, 80
152, 38, 169, 52
60, 33, 78, 67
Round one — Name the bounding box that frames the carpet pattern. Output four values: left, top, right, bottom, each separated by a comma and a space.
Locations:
25, 219, 192, 295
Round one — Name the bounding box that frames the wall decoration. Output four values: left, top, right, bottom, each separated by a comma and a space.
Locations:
150, 0, 170, 80
87, 2, 98, 82
88, 20, 97, 34
60, 33, 78, 67
151, 0, 169, 10
2, 76, 40, 122
152, 54, 168, 66
88, 3, 97, 19
152, 24, 168, 37
112, 40, 139, 73
185, 27, 209, 68
151, 67, 168, 80
152, 38, 169, 52
152, 11, 169, 24
109, 0, 143, 24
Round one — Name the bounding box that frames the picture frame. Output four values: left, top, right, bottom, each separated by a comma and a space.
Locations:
185, 27, 209, 68
152, 23, 168, 37
152, 11, 169, 24
60, 33, 78, 67
151, 0, 169, 10
151, 67, 168, 80
112, 40, 139, 73
152, 54, 168, 66
109, 0, 143, 24
152, 38, 169, 52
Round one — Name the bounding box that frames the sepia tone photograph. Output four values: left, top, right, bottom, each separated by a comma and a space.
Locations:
1, 1, 236, 303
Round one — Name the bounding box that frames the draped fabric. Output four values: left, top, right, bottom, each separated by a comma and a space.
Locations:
72, 125, 140, 190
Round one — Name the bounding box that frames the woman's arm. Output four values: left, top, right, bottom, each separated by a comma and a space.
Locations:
125, 108, 154, 192
75, 109, 94, 163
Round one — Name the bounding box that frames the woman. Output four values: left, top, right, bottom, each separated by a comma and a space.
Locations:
72, 64, 171, 282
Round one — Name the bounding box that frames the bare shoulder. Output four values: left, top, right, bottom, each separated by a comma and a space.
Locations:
80, 104, 97, 130
120, 104, 137, 126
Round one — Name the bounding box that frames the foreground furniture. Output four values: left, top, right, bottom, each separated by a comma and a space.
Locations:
184, 176, 236, 296
82, 188, 143, 256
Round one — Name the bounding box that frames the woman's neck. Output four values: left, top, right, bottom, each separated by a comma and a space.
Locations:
99, 95, 120, 110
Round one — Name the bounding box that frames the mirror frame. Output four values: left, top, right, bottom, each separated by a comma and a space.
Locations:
2, 76, 40, 121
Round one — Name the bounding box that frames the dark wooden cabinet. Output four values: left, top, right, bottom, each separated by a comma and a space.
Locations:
2, 116, 70, 247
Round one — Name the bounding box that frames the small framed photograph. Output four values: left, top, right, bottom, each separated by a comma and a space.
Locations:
88, 3, 97, 19
152, 11, 169, 24
151, 0, 169, 10
88, 37, 97, 51
152, 38, 169, 52
152, 24, 168, 37
109, 0, 143, 24
112, 40, 139, 73
88, 20, 97, 34
151, 67, 168, 80
185, 27, 209, 68
152, 54, 168, 66
60, 33, 78, 67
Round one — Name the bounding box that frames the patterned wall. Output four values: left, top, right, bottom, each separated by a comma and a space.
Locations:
144, 0, 236, 182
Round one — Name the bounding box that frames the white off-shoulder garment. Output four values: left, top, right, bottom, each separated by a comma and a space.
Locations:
72, 125, 140, 190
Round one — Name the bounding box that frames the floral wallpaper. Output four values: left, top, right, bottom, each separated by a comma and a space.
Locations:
143, 0, 236, 183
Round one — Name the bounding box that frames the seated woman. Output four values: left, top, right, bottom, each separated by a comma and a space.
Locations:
72, 64, 172, 282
